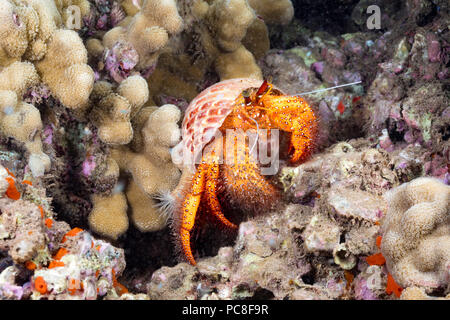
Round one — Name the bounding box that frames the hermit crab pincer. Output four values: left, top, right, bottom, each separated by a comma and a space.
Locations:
170, 78, 318, 265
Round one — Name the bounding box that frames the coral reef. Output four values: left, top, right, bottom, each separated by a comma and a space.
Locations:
145, 138, 416, 299
0, 164, 128, 300
106, 0, 183, 69
0, 0, 448, 301
400, 286, 450, 300
36, 29, 94, 110
0, 0, 95, 177
91, 0, 183, 83
247, 0, 294, 25
121, 104, 182, 232
88, 192, 129, 240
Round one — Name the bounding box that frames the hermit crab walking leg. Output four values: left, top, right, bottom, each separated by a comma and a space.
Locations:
205, 162, 238, 229
180, 163, 208, 265
180, 151, 237, 265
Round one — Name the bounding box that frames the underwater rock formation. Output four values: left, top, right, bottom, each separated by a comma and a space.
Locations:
145, 139, 448, 300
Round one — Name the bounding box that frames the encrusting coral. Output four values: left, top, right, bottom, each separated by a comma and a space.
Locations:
381, 177, 450, 291
0, 198, 46, 264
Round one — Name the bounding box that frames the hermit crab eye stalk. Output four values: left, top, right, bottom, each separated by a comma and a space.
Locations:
242, 89, 252, 105
254, 80, 273, 104
256, 80, 270, 96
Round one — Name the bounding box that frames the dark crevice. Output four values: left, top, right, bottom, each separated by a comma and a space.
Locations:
292, 0, 361, 35
250, 288, 275, 300
386, 118, 406, 143
416, 3, 438, 27
301, 268, 316, 285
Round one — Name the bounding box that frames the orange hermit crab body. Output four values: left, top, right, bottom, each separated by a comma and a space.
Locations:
171, 78, 317, 265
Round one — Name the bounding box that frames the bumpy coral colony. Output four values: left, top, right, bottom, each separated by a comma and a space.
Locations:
172, 78, 317, 265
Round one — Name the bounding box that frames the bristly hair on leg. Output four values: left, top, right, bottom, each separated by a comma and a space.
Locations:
152, 191, 176, 224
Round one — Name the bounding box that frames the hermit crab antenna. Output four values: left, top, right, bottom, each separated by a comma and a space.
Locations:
295, 81, 362, 96
248, 116, 260, 155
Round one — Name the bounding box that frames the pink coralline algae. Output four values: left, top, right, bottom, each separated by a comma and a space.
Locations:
82, 156, 96, 177
354, 277, 378, 300
423, 153, 449, 184
426, 33, 441, 63
321, 47, 346, 68
43, 126, 53, 145
0, 282, 24, 300
23, 85, 51, 105
104, 41, 139, 83
157, 94, 189, 112
311, 61, 324, 74
96, 14, 109, 30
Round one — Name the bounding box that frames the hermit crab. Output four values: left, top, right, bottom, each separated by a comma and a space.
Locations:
170, 78, 318, 265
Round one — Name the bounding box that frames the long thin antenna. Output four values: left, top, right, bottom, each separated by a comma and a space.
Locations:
295, 81, 362, 96
249, 117, 260, 155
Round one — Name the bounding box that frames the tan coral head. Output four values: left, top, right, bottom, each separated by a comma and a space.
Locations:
381, 177, 450, 290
